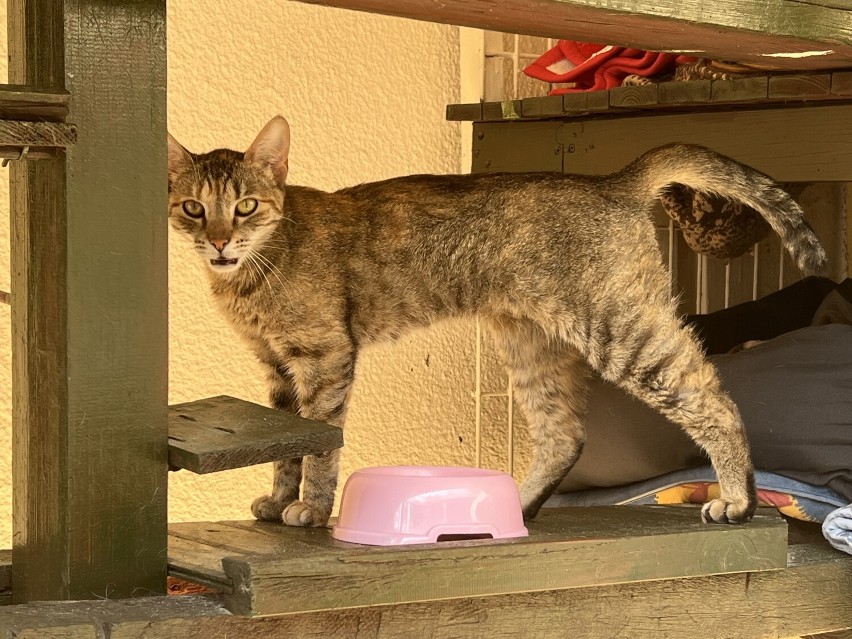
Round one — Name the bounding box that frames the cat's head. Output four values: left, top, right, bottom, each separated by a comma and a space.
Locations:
167, 116, 291, 275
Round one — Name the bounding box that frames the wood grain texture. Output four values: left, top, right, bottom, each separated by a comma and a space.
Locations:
9, 0, 169, 602
293, 0, 852, 70
2, 542, 849, 638
0, 120, 75, 147
449, 74, 852, 123
608, 84, 658, 108
165, 507, 788, 616
710, 76, 770, 102
658, 79, 711, 104
0, 85, 69, 121
768, 73, 832, 98
168, 395, 343, 473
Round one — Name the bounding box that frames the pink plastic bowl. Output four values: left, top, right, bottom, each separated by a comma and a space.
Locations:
332, 466, 529, 546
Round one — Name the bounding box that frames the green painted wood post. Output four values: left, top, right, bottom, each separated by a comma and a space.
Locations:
8, 0, 169, 601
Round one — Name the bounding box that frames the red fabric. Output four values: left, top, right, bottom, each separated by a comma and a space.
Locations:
523, 41, 697, 94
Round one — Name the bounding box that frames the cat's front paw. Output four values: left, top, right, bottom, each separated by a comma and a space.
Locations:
701, 497, 756, 524
251, 495, 287, 522
282, 500, 330, 527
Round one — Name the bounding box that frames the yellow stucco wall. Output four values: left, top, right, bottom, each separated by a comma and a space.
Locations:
0, 1, 489, 545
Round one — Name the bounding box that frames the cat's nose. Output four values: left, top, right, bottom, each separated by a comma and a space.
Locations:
209, 238, 229, 253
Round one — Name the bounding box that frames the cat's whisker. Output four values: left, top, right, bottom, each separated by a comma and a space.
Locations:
246, 252, 275, 292
241, 252, 263, 288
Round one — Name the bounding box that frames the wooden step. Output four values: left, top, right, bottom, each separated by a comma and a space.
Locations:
168, 395, 343, 474
168, 506, 789, 617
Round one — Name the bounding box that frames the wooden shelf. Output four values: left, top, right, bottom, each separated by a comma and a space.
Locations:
168, 395, 343, 474
168, 506, 788, 617
447, 72, 852, 122
294, 0, 852, 70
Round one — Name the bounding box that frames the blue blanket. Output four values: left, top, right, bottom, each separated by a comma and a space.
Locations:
823, 504, 852, 555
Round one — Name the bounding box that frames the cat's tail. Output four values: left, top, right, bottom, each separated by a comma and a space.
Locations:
623, 144, 826, 274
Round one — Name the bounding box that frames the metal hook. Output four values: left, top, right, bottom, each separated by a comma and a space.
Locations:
2, 145, 30, 168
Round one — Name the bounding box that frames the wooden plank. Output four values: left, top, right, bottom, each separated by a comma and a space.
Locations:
521, 95, 563, 118
3, 542, 845, 638
168, 395, 343, 474
557, 104, 852, 182
167, 536, 231, 591
658, 79, 711, 105
562, 90, 609, 113
0, 597, 228, 639
0, 85, 69, 121
169, 521, 319, 558
472, 121, 563, 173
768, 73, 832, 98
292, 0, 852, 70
608, 83, 658, 108
9, 0, 169, 602
831, 71, 852, 96
445, 102, 482, 121
214, 507, 787, 616
710, 76, 769, 103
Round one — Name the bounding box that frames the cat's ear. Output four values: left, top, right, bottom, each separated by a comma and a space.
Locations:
167, 133, 193, 183
244, 116, 291, 185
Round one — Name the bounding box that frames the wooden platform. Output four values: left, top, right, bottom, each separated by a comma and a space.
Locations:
168, 395, 343, 474
1, 512, 850, 637
168, 506, 789, 616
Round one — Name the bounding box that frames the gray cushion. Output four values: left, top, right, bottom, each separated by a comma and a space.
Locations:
558, 324, 852, 502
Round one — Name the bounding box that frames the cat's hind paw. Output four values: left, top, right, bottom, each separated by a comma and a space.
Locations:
283, 500, 330, 527
251, 495, 286, 522
701, 497, 756, 524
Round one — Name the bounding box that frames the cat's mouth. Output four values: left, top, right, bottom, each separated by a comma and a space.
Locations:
210, 257, 239, 266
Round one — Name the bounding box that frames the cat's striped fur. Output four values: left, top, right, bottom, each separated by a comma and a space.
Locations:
168, 116, 826, 526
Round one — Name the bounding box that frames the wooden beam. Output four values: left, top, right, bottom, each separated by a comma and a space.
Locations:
9, 0, 169, 601
293, 0, 852, 70
472, 104, 852, 182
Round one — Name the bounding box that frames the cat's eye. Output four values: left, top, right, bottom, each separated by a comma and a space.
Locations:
235, 198, 258, 216
182, 200, 205, 218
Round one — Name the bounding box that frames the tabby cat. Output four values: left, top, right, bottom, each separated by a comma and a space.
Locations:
168, 116, 826, 527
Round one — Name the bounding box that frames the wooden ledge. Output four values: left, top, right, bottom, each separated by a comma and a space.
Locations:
0, 85, 69, 122
447, 72, 852, 123
168, 395, 343, 474
168, 506, 788, 616
2, 528, 850, 636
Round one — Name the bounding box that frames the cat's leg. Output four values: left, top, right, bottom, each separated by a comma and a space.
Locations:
594, 304, 757, 524
282, 347, 356, 527
251, 362, 304, 521
487, 316, 592, 520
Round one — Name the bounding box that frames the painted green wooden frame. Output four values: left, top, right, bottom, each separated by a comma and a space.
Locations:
294, 0, 852, 69
8, 0, 169, 601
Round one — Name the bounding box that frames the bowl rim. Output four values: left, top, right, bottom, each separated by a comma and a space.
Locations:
352, 465, 509, 479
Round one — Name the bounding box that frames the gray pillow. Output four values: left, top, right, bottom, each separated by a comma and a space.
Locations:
558, 324, 852, 502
